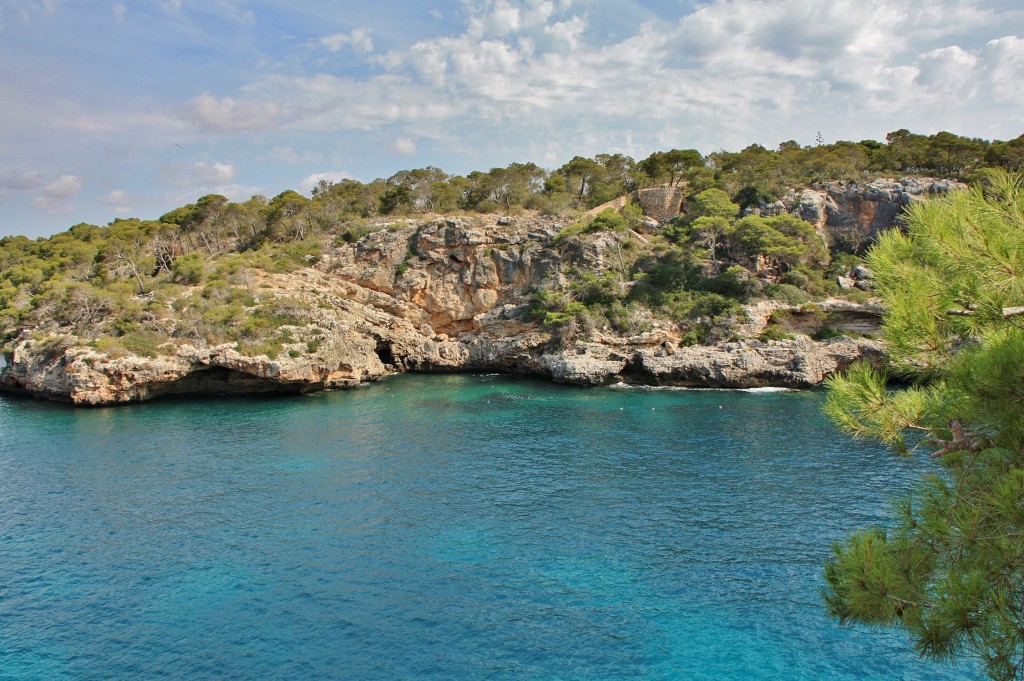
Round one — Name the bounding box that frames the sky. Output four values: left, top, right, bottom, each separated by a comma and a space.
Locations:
1, 0, 1022, 238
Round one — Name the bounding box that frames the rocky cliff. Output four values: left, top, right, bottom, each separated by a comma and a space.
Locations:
753, 177, 964, 253
0, 214, 887, 405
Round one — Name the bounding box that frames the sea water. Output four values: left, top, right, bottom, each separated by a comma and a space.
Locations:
0, 375, 974, 679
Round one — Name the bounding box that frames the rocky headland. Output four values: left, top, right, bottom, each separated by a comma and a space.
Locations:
1, 177, 954, 405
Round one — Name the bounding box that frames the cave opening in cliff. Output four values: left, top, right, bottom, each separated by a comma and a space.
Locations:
374, 339, 397, 369
617, 354, 651, 385
151, 366, 309, 400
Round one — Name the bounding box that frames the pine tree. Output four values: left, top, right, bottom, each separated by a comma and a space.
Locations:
822, 170, 1024, 680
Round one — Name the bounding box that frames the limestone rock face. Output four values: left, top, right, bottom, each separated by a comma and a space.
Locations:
0, 214, 887, 405
634, 337, 884, 388
540, 343, 632, 385
1, 331, 393, 405
754, 177, 964, 253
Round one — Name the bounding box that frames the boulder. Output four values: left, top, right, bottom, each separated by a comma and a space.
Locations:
853, 265, 874, 280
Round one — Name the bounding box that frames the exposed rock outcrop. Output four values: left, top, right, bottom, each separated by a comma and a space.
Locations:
753, 177, 964, 253
633, 337, 883, 388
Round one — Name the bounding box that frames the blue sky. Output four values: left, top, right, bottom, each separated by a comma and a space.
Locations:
1, 0, 1022, 238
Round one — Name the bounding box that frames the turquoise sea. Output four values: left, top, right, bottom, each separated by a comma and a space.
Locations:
0, 374, 973, 680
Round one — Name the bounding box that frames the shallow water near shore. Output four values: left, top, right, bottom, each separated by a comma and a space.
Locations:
0, 374, 973, 679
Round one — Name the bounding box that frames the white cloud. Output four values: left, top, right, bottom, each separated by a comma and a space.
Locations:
41, 175, 82, 199
112, 1, 125, 23
183, 93, 278, 133
189, 72, 463, 133
33, 174, 83, 213
982, 35, 1024, 102
465, 0, 558, 38
0, 170, 44, 204
192, 160, 237, 183
170, 0, 1024, 165
914, 46, 981, 96
468, 2, 522, 37
157, 159, 242, 193
99, 189, 126, 204
98, 189, 132, 214
391, 137, 417, 155
300, 171, 352, 193
320, 27, 373, 53
0, 170, 44, 191
545, 15, 586, 50
267, 146, 324, 164
33, 197, 76, 215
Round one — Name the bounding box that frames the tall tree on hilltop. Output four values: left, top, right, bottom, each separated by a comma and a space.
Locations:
639, 149, 702, 187
558, 156, 602, 202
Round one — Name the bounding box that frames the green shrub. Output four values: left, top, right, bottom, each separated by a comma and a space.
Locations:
605, 300, 646, 334
91, 330, 165, 358
687, 291, 741, 321
520, 291, 591, 329
586, 208, 626, 233
657, 290, 741, 324
572, 271, 621, 306
120, 330, 166, 357
336, 219, 372, 244
237, 339, 282, 359
171, 253, 206, 285
828, 252, 863, 277
212, 254, 247, 279
660, 217, 688, 242
779, 269, 809, 289
93, 336, 128, 357
542, 301, 586, 326
812, 326, 845, 341
705, 266, 757, 300
551, 221, 587, 245
255, 241, 323, 273
680, 330, 702, 346
764, 283, 810, 305
473, 199, 501, 213
621, 202, 645, 229
759, 325, 794, 342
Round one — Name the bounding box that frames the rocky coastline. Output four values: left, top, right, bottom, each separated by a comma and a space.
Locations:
0, 326, 884, 405
0, 228, 885, 406
0, 178, 934, 406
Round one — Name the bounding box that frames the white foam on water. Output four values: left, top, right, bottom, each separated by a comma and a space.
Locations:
609, 382, 797, 393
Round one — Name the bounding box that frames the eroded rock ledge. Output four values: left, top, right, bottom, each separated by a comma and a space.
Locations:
0, 214, 886, 405
0, 332, 883, 405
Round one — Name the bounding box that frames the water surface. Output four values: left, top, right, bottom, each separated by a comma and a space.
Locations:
0, 375, 973, 679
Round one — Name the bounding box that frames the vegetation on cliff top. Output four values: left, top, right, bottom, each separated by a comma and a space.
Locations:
0, 128, 1020, 358
823, 170, 1024, 680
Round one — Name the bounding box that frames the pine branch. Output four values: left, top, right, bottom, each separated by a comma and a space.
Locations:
944, 305, 1024, 318
927, 420, 983, 458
